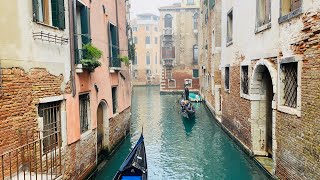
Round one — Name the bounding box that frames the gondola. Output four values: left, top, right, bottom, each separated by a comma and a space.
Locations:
113, 134, 147, 180
179, 98, 195, 119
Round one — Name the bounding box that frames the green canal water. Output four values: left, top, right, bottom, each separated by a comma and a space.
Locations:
94, 86, 270, 180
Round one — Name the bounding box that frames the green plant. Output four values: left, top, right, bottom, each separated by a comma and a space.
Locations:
119, 55, 130, 66
80, 44, 103, 72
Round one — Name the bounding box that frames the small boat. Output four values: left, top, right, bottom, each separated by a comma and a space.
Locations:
113, 134, 147, 180
179, 99, 195, 119
188, 93, 203, 102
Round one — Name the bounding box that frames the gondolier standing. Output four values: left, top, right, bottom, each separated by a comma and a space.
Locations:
185, 87, 189, 100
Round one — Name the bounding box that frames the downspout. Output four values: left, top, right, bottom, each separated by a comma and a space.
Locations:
69, 0, 77, 97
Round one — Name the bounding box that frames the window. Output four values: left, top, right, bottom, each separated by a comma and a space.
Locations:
210, 0, 216, 9
187, 0, 195, 5
133, 27, 138, 32
211, 30, 215, 54
108, 23, 120, 67
211, 76, 215, 95
193, 69, 199, 78
281, 0, 302, 17
227, 9, 233, 44
225, 66, 230, 90
146, 26, 150, 31
155, 54, 157, 64
146, 69, 151, 76
241, 66, 249, 95
112, 87, 118, 114
133, 37, 138, 44
154, 27, 158, 31
193, 45, 199, 64
134, 54, 137, 65
79, 94, 90, 133
193, 13, 199, 29
256, 0, 271, 27
145, 36, 151, 44
146, 52, 150, 65
164, 14, 173, 28
38, 101, 61, 153
32, 0, 66, 29
168, 79, 176, 88
280, 62, 298, 108
185, 79, 192, 88
155, 37, 158, 44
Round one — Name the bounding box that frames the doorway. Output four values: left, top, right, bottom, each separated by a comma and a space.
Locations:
97, 101, 109, 162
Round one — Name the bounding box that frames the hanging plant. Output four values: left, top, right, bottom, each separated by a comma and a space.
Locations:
119, 55, 130, 66
80, 43, 103, 72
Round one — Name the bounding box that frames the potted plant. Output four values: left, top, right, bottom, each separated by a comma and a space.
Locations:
80, 44, 103, 72
119, 55, 130, 66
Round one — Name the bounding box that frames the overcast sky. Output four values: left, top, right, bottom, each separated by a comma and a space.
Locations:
130, 0, 180, 17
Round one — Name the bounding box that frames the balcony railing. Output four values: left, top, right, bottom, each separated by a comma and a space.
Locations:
110, 45, 121, 69
163, 59, 174, 67
163, 28, 173, 35
75, 49, 86, 64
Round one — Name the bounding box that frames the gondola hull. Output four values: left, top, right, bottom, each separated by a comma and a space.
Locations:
113, 134, 147, 180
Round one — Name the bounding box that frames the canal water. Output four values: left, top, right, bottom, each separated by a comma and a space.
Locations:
95, 86, 269, 180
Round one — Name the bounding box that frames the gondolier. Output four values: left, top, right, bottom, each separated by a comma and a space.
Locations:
184, 87, 189, 100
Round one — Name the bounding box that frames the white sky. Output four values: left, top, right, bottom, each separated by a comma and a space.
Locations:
130, 0, 180, 17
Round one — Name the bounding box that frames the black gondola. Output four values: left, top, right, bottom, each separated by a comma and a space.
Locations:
179, 98, 195, 119
113, 134, 147, 180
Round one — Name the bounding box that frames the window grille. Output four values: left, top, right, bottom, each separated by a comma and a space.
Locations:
38, 101, 61, 153
241, 66, 249, 94
112, 87, 118, 114
193, 69, 199, 78
281, 62, 298, 108
225, 67, 230, 90
79, 94, 89, 133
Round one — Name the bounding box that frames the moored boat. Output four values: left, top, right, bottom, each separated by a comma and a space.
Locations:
113, 134, 147, 180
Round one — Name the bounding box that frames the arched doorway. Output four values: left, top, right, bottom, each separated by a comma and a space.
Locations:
250, 61, 277, 157
97, 101, 109, 161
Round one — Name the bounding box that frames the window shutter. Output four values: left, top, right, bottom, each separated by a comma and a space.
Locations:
58, 0, 65, 29
291, 0, 302, 11
51, 0, 59, 27
210, 0, 215, 9
108, 22, 112, 60
80, 7, 91, 44
32, 0, 39, 22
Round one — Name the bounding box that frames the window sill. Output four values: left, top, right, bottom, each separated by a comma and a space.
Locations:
240, 93, 250, 100
255, 22, 271, 34
35, 21, 60, 30
226, 40, 233, 47
225, 89, 230, 93
278, 105, 301, 117
80, 129, 93, 139
278, 7, 303, 24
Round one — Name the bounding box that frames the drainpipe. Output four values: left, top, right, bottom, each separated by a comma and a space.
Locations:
115, 0, 120, 55
69, 0, 77, 97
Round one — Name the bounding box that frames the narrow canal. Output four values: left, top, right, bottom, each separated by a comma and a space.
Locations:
94, 86, 270, 180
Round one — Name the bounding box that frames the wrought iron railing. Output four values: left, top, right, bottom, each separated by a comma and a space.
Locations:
0, 130, 62, 180
163, 59, 174, 67
110, 45, 121, 68
241, 66, 249, 94
163, 28, 172, 35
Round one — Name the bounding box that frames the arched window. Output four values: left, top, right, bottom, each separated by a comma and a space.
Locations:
164, 14, 172, 28
193, 13, 199, 29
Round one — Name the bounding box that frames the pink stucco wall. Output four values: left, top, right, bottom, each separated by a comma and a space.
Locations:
67, 0, 131, 144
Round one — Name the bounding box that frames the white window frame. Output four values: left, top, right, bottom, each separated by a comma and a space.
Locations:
240, 62, 251, 100
185, 79, 193, 88
277, 56, 302, 117
168, 79, 176, 88
224, 65, 230, 93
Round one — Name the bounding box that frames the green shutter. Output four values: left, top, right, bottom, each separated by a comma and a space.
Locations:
51, 0, 59, 27
58, 0, 65, 29
80, 7, 91, 44
32, 0, 39, 21
210, 0, 215, 9
108, 22, 112, 61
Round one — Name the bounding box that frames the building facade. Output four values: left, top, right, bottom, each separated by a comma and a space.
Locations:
159, 0, 201, 93
132, 13, 161, 86
199, 0, 320, 179
0, 0, 132, 179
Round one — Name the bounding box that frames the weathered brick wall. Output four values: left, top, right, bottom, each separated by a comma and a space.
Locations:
0, 68, 64, 154
221, 65, 252, 149
63, 131, 97, 179
162, 66, 200, 91
275, 12, 320, 180
109, 107, 131, 151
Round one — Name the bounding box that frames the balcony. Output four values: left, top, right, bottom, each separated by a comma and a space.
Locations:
163, 28, 173, 35
163, 59, 174, 67
110, 45, 121, 71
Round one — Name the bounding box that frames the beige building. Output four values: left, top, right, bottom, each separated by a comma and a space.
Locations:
159, 0, 200, 93
132, 13, 161, 85
199, 0, 320, 179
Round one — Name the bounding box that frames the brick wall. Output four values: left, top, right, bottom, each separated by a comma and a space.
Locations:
221, 65, 252, 149
275, 12, 320, 180
109, 107, 131, 151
